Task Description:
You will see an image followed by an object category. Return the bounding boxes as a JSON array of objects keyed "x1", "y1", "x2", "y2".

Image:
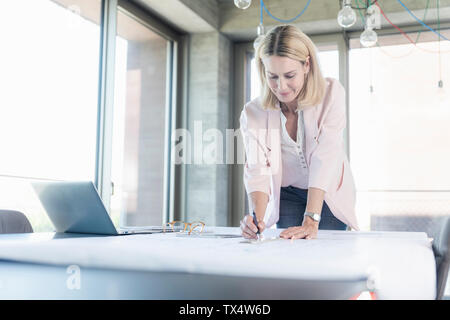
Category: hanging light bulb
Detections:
[
  {"x1": 234, "y1": 0, "x2": 252, "y2": 10},
  {"x1": 360, "y1": 27, "x2": 378, "y2": 47},
  {"x1": 360, "y1": 11, "x2": 378, "y2": 47},
  {"x1": 337, "y1": 0, "x2": 357, "y2": 28},
  {"x1": 253, "y1": 23, "x2": 265, "y2": 50}
]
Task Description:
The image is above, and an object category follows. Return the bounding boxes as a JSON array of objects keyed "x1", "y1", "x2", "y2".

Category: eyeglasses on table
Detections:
[{"x1": 163, "y1": 220, "x2": 205, "y2": 235}]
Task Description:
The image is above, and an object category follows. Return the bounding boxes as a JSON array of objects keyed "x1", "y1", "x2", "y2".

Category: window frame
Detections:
[{"x1": 95, "y1": 0, "x2": 183, "y2": 224}]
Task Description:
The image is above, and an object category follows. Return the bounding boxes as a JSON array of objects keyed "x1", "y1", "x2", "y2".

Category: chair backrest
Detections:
[
  {"x1": 432, "y1": 216, "x2": 450, "y2": 300},
  {"x1": 0, "y1": 210, "x2": 34, "y2": 234}
]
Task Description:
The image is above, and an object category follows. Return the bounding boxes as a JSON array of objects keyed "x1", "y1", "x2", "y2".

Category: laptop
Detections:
[{"x1": 31, "y1": 181, "x2": 172, "y2": 236}]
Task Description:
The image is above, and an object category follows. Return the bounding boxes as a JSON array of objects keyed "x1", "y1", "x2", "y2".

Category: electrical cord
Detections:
[
  {"x1": 356, "y1": 0, "x2": 450, "y2": 54},
  {"x1": 260, "y1": 0, "x2": 311, "y2": 24}
]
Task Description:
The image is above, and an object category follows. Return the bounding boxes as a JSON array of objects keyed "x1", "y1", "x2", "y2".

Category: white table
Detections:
[{"x1": 0, "y1": 227, "x2": 436, "y2": 299}]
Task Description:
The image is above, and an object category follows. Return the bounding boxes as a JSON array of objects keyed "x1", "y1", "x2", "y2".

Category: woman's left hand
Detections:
[{"x1": 279, "y1": 217, "x2": 319, "y2": 240}]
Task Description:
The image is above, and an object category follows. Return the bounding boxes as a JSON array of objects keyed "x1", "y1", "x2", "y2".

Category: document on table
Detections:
[{"x1": 0, "y1": 227, "x2": 436, "y2": 299}]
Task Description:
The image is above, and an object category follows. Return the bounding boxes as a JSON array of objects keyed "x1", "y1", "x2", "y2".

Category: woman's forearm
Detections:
[
  {"x1": 306, "y1": 187, "x2": 325, "y2": 215},
  {"x1": 249, "y1": 191, "x2": 269, "y2": 220}
]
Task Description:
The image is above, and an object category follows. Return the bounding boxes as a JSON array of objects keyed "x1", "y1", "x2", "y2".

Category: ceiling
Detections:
[{"x1": 132, "y1": 0, "x2": 450, "y2": 41}]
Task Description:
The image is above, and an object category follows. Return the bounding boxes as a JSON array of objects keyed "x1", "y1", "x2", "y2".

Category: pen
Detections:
[{"x1": 252, "y1": 211, "x2": 260, "y2": 239}]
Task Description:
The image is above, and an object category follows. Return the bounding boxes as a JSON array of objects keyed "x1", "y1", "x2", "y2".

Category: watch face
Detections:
[{"x1": 305, "y1": 212, "x2": 320, "y2": 222}]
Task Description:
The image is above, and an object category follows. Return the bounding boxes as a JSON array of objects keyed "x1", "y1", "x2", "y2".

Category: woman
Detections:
[{"x1": 240, "y1": 25, "x2": 358, "y2": 240}]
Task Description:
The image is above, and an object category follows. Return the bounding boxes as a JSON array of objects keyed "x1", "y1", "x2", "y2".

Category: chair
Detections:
[
  {"x1": 0, "y1": 210, "x2": 33, "y2": 234},
  {"x1": 432, "y1": 216, "x2": 450, "y2": 300}
]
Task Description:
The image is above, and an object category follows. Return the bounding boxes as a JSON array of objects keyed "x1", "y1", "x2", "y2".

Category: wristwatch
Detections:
[{"x1": 304, "y1": 211, "x2": 321, "y2": 223}]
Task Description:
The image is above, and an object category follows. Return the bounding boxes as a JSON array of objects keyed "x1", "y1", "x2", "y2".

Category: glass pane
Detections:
[
  {"x1": 250, "y1": 56, "x2": 260, "y2": 101},
  {"x1": 349, "y1": 31, "x2": 450, "y2": 231},
  {"x1": 0, "y1": 0, "x2": 101, "y2": 181},
  {"x1": 317, "y1": 49, "x2": 339, "y2": 80},
  {"x1": 0, "y1": 0, "x2": 101, "y2": 232},
  {"x1": 110, "y1": 9, "x2": 170, "y2": 228}
]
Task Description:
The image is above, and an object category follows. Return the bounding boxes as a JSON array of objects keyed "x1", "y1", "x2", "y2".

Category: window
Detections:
[
  {"x1": 317, "y1": 47, "x2": 339, "y2": 81},
  {"x1": 349, "y1": 30, "x2": 450, "y2": 232},
  {"x1": 0, "y1": 0, "x2": 102, "y2": 232},
  {"x1": 109, "y1": 8, "x2": 172, "y2": 227}
]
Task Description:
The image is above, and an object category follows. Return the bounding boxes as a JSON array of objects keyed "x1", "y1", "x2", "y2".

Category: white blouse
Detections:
[{"x1": 280, "y1": 110, "x2": 309, "y2": 189}]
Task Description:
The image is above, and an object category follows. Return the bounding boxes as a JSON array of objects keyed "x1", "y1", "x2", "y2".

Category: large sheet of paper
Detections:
[{"x1": 0, "y1": 227, "x2": 436, "y2": 299}]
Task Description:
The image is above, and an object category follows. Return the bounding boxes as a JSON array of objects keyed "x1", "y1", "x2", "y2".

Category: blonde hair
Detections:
[{"x1": 255, "y1": 24, "x2": 326, "y2": 111}]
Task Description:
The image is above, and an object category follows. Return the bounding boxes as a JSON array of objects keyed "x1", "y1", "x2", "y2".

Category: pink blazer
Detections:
[{"x1": 240, "y1": 77, "x2": 359, "y2": 230}]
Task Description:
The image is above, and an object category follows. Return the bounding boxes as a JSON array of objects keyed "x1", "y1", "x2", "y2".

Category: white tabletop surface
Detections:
[{"x1": 0, "y1": 227, "x2": 436, "y2": 299}]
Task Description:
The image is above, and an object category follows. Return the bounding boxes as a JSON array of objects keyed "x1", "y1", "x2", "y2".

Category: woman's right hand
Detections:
[{"x1": 240, "y1": 214, "x2": 266, "y2": 239}]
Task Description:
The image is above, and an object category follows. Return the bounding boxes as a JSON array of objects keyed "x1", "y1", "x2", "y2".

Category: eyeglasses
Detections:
[{"x1": 163, "y1": 220, "x2": 205, "y2": 235}]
